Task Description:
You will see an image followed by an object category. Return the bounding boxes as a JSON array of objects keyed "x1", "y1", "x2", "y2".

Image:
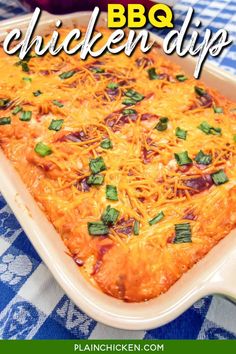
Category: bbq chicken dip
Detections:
[{"x1": 1, "y1": 27, "x2": 236, "y2": 302}]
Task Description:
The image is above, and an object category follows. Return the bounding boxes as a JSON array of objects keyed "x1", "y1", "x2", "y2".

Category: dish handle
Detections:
[{"x1": 207, "y1": 248, "x2": 236, "y2": 301}]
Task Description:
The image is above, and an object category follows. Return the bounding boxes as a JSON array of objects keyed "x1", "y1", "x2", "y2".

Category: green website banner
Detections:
[{"x1": 0, "y1": 340, "x2": 236, "y2": 354}]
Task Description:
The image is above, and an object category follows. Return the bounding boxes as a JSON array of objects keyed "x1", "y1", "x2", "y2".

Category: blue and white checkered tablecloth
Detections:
[{"x1": 0, "y1": 0, "x2": 236, "y2": 340}]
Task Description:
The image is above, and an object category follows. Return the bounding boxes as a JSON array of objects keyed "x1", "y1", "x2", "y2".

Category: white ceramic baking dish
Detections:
[{"x1": 0, "y1": 11, "x2": 236, "y2": 331}]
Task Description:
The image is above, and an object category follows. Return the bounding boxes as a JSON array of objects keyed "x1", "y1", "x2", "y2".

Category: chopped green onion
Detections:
[
  {"x1": 133, "y1": 220, "x2": 140, "y2": 235},
  {"x1": 124, "y1": 89, "x2": 136, "y2": 98},
  {"x1": 176, "y1": 127, "x2": 187, "y2": 140},
  {"x1": 100, "y1": 138, "x2": 113, "y2": 149},
  {"x1": 59, "y1": 70, "x2": 76, "y2": 79},
  {"x1": 122, "y1": 108, "x2": 137, "y2": 116},
  {"x1": 194, "y1": 86, "x2": 206, "y2": 96},
  {"x1": 33, "y1": 90, "x2": 42, "y2": 97},
  {"x1": 195, "y1": 150, "x2": 212, "y2": 165},
  {"x1": 107, "y1": 82, "x2": 119, "y2": 90},
  {"x1": 87, "y1": 174, "x2": 104, "y2": 186},
  {"x1": 213, "y1": 106, "x2": 223, "y2": 114},
  {"x1": 89, "y1": 156, "x2": 106, "y2": 174},
  {"x1": 124, "y1": 89, "x2": 144, "y2": 102},
  {"x1": 20, "y1": 111, "x2": 32, "y2": 121},
  {"x1": 174, "y1": 151, "x2": 192, "y2": 166},
  {"x1": 21, "y1": 62, "x2": 30, "y2": 72},
  {"x1": 211, "y1": 170, "x2": 229, "y2": 185},
  {"x1": 174, "y1": 223, "x2": 192, "y2": 244},
  {"x1": 34, "y1": 142, "x2": 52, "y2": 157},
  {"x1": 88, "y1": 221, "x2": 109, "y2": 236},
  {"x1": 147, "y1": 68, "x2": 159, "y2": 80},
  {"x1": 233, "y1": 135, "x2": 236, "y2": 143},
  {"x1": 101, "y1": 205, "x2": 120, "y2": 226},
  {"x1": 91, "y1": 68, "x2": 105, "y2": 73},
  {"x1": 132, "y1": 93, "x2": 143, "y2": 101},
  {"x1": 22, "y1": 77, "x2": 32, "y2": 83},
  {"x1": 122, "y1": 98, "x2": 136, "y2": 106},
  {"x1": 0, "y1": 117, "x2": 11, "y2": 125},
  {"x1": 198, "y1": 121, "x2": 222, "y2": 135},
  {"x1": 155, "y1": 117, "x2": 169, "y2": 132},
  {"x1": 16, "y1": 59, "x2": 30, "y2": 72},
  {"x1": 149, "y1": 211, "x2": 165, "y2": 226},
  {"x1": 176, "y1": 74, "x2": 188, "y2": 82},
  {"x1": 12, "y1": 106, "x2": 22, "y2": 115},
  {"x1": 52, "y1": 100, "x2": 64, "y2": 108},
  {"x1": 48, "y1": 119, "x2": 64, "y2": 131},
  {"x1": 211, "y1": 127, "x2": 222, "y2": 135},
  {"x1": 106, "y1": 185, "x2": 118, "y2": 201},
  {"x1": 198, "y1": 121, "x2": 211, "y2": 134},
  {"x1": 0, "y1": 98, "x2": 10, "y2": 107}
]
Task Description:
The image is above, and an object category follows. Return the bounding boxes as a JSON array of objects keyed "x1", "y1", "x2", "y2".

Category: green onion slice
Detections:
[
  {"x1": 107, "y1": 82, "x2": 118, "y2": 90},
  {"x1": 20, "y1": 111, "x2": 32, "y2": 121},
  {"x1": 174, "y1": 151, "x2": 192, "y2": 166},
  {"x1": 198, "y1": 121, "x2": 211, "y2": 134},
  {"x1": 22, "y1": 77, "x2": 32, "y2": 82},
  {"x1": 101, "y1": 205, "x2": 120, "y2": 226},
  {"x1": 149, "y1": 211, "x2": 165, "y2": 226},
  {"x1": 33, "y1": 90, "x2": 42, "y2": 97},
  {"x1": 122, "y1": 98, "x2": 136, "y2": 106},
  {"x1": 16, "y1": 59, "x2": 30, "y2": 72},
  {"x1": 48, "y1": 119, "x2": 64, "y2": 131},
  {"x1": 59, "y1": 70, "x2": 76, "y2": 79},
  {"x1": 213, "y1": 106, "x2": 223, "y2": 114},
  {"x1": 176, "y1": 127, "x2": 187, "y2": 140},
  {"x1": 21, "y1": 62, "x2": 29, "y2": 72},
  {"x1": 52, "y1": 100, "x2": 64, "y2": 108},
  {"x1": 176, "y1": 74, "x2": 188, "y2": 82},
  {"x1": 91, "y1": 68, "x2": 105, "y2": 73},
  {"x1": 195, "y1": 150, "x2": 212, "y2": 165},
  {"x1": 155, "y1": 117, "x2": 169, "y2": 131},
  {"x1": 88, "y1": 221, "x2": 109, "y2": 236},
  {"x1": 211, "y1": 170, "x2": 229, "y2": 185},
  {"x1": 12, "y1": 106, "x2": 22, "y2": 115},
  {"x1": 174, "y1": 223, "x2": 192, "y2": 244},
  {"x1": 34, "y1": 142, "x2": 52, "y2": 157},
  {"x1": 194, "y1": 86, "x2": 206, "y2": 96},
  {"x1": 0, "y1": 116, "x2": 11, "y2": 125},
  {"x1": 89, "y1": 156, "x2": 106, "y2": 174},
  {"x1": 198, "y1": 121, "x2": 222, "y2": 135},
  {"x1": 87, "y1": 174, "x2": 104, "y2": 186},
  {"x1": 100, "y1": 138, "x2": 113, "y2": 149},
  {"x1": 147, "y1": 68, "x2": 159, "y2": 80},
  {"x1": 106, "y1": 185, "x2": 118, "y2": 201},
  {"x1": 122, "y1": 108, "x2": 137, "y2": 116},
  {"x1": 124, "y1": 89, "x2": 144, "y2": 102},
  {"x1": 133, "y1": 220, "x2": 140, "y2": 235},
  {"x1": 209, "y1": 126, "x2": 221, "y2": 135}
]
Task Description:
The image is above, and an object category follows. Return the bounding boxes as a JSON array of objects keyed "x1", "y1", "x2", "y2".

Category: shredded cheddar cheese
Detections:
[{"x1": 0, "y1": 27, "x2": 236, "y2": 302}]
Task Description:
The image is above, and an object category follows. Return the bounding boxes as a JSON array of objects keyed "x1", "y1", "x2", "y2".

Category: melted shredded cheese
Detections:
[{"x1": 1, "y1": 28, "x2": 236, "y2": 302}]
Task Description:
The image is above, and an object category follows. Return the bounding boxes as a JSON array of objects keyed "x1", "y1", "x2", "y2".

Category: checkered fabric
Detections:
[{"x1": 0, "y1": 0, "x2": 236, "y2": 340}]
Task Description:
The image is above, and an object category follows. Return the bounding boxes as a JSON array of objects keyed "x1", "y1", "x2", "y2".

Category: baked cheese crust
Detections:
[{"x1": 0, "y1": 28, "x2": 236, "y2": 302}]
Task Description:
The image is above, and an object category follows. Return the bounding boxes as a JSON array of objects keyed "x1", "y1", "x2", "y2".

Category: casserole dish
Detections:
[{"x1": 0, "y1": 11, "x2": 236, "y2": 330}]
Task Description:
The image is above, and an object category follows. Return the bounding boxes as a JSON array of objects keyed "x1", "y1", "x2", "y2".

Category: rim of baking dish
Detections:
[{"x1": 0, "y1": 11, "x2": 236, "y2": 330}]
